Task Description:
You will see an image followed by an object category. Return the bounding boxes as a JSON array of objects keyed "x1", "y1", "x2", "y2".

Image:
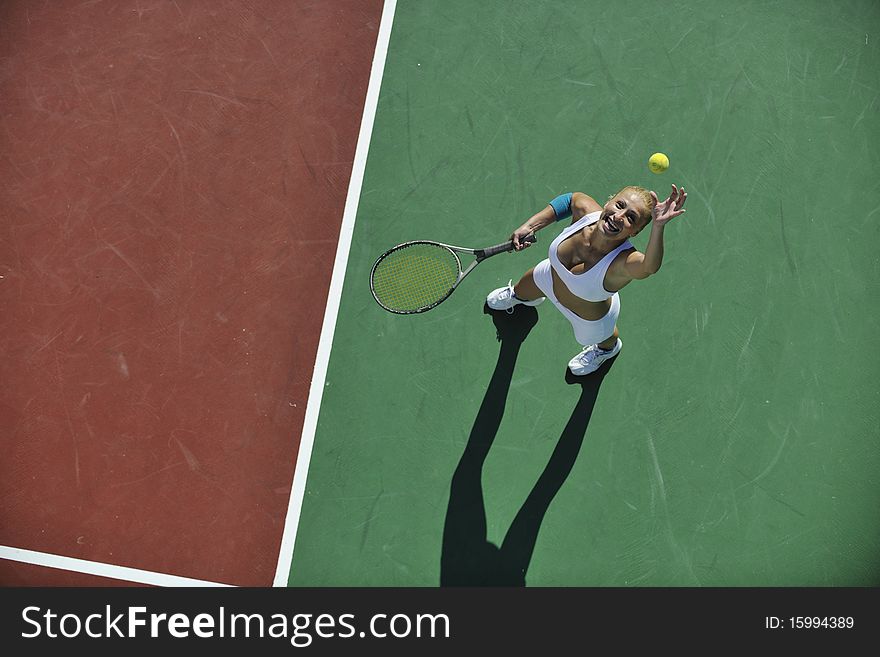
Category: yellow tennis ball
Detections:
[{"x1": 648, "y1": 152, "x2": 669, "y2": 174}]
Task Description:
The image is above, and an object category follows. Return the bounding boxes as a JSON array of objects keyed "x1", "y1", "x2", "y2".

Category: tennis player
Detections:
[{"x1": 487, "y1": 184, "x2": 687, "y2": 375}]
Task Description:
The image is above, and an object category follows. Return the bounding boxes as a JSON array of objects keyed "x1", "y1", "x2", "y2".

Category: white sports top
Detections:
[{"x1": 548, "y1": 211, "x2": 634, "y2": 302}]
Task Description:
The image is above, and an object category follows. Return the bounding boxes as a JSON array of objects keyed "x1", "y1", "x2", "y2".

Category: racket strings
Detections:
[{"x1": 371, "y1": 244, "x2": 460, "y2": 312}]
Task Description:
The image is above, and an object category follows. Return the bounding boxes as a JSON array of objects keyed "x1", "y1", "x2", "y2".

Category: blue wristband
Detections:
[{"x1": 549, "y1": 193, "x2": 573, "y2": 220}]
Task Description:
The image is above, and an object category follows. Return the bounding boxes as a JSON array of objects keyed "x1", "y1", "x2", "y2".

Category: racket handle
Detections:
[{"x1": 478, "y1": 233, "x2": 537, "y2": 259}]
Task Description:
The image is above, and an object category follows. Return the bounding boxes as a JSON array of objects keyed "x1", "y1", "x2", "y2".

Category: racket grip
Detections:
[{"x1": 480, "y1": 233, "x2": 537, "y2": 258}]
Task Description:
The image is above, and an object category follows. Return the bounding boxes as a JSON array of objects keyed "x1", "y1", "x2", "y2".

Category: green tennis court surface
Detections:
[{"x1": 287, "y1": 0, "x2": 879, "y2": 585}]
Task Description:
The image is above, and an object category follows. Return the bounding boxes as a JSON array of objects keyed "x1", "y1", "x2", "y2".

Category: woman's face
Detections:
[{"x1": 599, "y1": 190, "x2": 650, "y2": 238}]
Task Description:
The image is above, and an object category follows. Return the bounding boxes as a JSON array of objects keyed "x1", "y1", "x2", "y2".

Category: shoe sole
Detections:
[{"x1": 486, "y1": 297, "x2": 545, "y2": 311}]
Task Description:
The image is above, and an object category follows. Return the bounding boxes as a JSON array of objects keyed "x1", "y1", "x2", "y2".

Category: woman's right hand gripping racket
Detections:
[{"x1": 370, "y1": 234, "x2": 537, "y2": 314}]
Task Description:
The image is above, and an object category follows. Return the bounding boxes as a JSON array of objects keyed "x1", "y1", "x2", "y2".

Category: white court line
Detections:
[
  {"x1": 0, "y1": 3, "x2": 395, "y2": 590},
  {"x1": 0, "y1": 545, "x2": 233, "y2": 587},
  {"x1": 272, "y1": 0, "x2": 397, "y2": 587}
]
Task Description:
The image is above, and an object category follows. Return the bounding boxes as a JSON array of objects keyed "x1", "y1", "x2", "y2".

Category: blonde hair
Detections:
[{"x1": 609, "y1": 186, "x2": 656, "y2": 225}]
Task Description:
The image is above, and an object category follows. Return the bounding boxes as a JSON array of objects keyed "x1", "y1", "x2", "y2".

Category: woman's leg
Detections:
[
  {"x1": 566, "y1": 295, "x2": 622, "y2": 375},
  {"x1": 486, "y1": 264, "x2": 546, "y2": 311},
  {"x1": 597, "y1": 325, "x2": 619, "y2": 351},
  {"x1": 513, "y1": 268, "x2": 544, "y2": 301}
]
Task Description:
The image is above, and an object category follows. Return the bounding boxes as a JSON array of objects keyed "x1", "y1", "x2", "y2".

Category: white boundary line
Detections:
[
  {"x1": 272, "y1": 0, "x2": 397, "y2": 587},
  {"x1": 0, "y1": 545, "x2": 234, "y2": 587},
  {"x1": 1, "y1": 4, "x2": 396, "y2": 590}
]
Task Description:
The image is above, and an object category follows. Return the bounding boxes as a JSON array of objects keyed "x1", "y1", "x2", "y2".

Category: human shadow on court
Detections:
[{"x1": 440, "y1": 304, "x2": 616, "y2": 586}]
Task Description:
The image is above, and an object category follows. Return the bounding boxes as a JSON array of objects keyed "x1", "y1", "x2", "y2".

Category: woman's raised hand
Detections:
[{"x1": 649, "y1": 184, "x2": 687, "y2": 226}]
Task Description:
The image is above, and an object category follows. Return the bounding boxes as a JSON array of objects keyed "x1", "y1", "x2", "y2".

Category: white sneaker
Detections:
[
  {"x1": 568, "y1": 339, "x2": 622, "y2": 375},
  {"x1": 486, "y1": 280, "x2": 545, "y2": 313}
]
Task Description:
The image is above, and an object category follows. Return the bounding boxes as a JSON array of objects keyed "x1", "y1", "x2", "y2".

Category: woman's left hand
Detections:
[{"x1": 650, "y1": 184, "x2": 687, "y2": 226}]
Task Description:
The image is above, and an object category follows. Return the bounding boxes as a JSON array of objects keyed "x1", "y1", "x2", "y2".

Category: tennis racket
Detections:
[{"x1": 370, "y1": 234, "x2": 537, "y2": 314}]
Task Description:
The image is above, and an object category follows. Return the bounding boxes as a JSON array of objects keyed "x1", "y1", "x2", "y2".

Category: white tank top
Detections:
[{"x1": 548, "y1": 211, "x2": 634, "y2": 302}]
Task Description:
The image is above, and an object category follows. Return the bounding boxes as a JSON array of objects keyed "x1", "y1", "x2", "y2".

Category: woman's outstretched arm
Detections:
[
  {"x1": 623, "y1": 184, "x2": 687, "y2": 279},
  {"x1": 508, "y1": 192, "x2": 601, "y2": 250}
]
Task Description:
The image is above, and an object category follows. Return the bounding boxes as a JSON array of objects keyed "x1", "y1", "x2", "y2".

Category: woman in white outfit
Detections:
[{"x1": 487, "y1": 184, "x2": 687, "y2": 375}]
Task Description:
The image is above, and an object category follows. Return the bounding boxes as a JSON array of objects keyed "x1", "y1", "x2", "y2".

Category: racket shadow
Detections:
[{"x1": 440, "y1": 305, "x2": 617, "y2": 586}]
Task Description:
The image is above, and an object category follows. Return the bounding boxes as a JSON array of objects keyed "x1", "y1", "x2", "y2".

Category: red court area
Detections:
[{"x1": 0, "y1": 0, "x2": 382, "y2": 585}]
